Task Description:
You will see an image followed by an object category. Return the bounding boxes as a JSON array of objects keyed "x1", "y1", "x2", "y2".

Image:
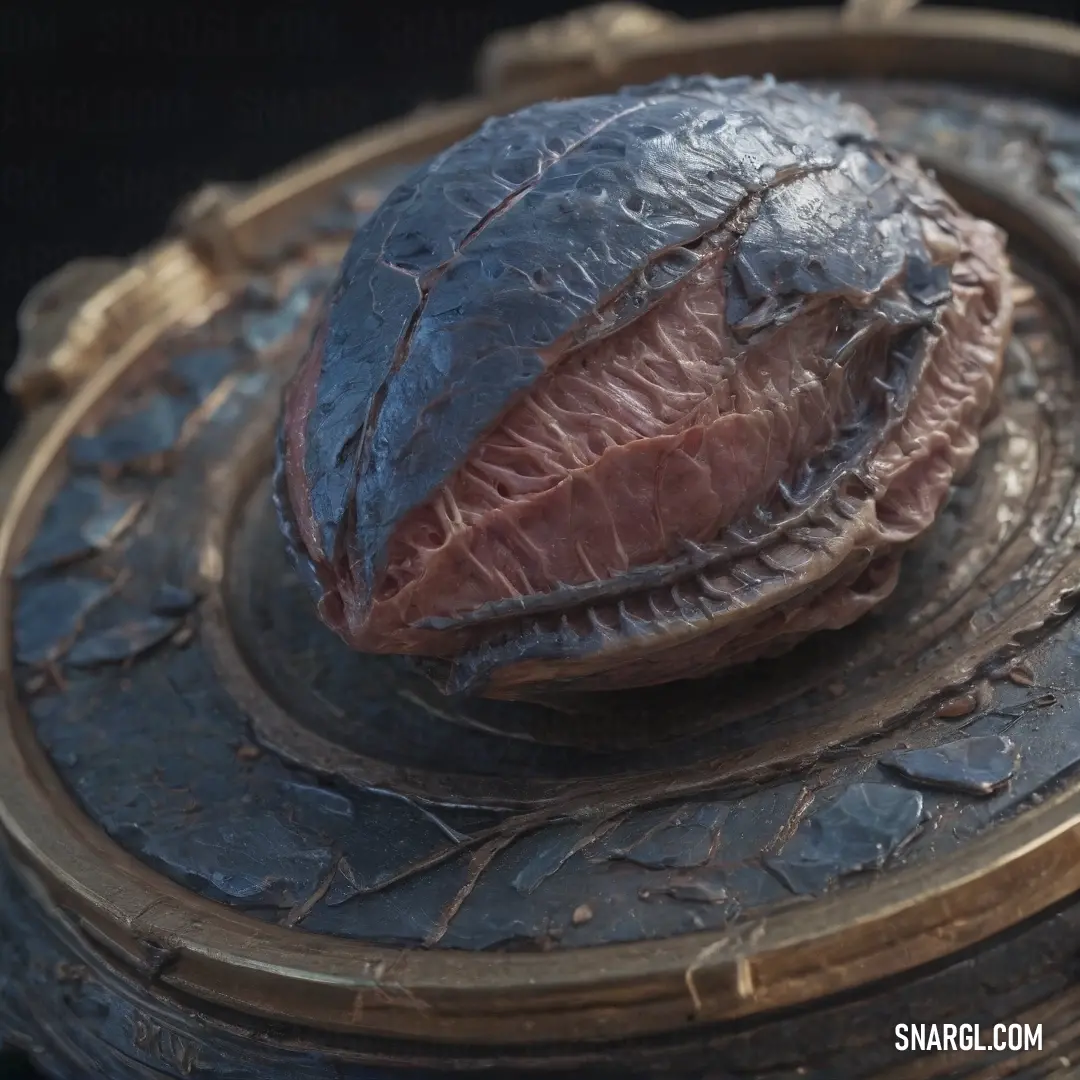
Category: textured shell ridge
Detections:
[
  {"x1": 277, "y1": 75, "x2": 1013, "y2": 696},
  {"x1": 305, "y1": 77, "x2": 895, "y2": 601}
]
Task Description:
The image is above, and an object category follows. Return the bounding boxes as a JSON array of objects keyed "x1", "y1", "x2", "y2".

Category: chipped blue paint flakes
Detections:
[
  {"x1": 69, "y1": 394, "x2": 191, "y2": 470},
  {"x1": 149, "y1": 582, "x2": 199, "y2": 617},
  {"x1": 880, "y1": 736, "x2": 1018, "y2": 796},
  {"x1": 65, "y1": 614, "x2": 181, "y2": 668},
  {"x1": 14, "y1": 577, "x2": 113, "y2": 665},
  {"x1": 622, "y1": 802, "x2": 729, "y2": 870},
  {"x1": 168, "y1": 346, "x2": 238, "y2": 402},
  {"x1": 14, "y1": 478, "x2": 143, "y2": 579},
  {"x1": 240, "y1": 267, "x2": 336, "y2": 353},
  {"x1": 766, "y1": 783, "x2": 924, "y2": 895}
]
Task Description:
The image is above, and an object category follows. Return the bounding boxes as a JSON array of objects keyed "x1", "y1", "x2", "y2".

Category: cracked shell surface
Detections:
[
  {"x1": 278, "y1": 75, "x2": 1012, "y2": 697},
  {"x1": 7, "y1": 69, "x2": 1080, "y2": 1079}
]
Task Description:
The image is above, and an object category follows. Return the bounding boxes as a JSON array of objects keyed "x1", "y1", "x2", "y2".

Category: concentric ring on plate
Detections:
[{"x1": 220, "y1": 251, "x2": 1080, "y2": 811}]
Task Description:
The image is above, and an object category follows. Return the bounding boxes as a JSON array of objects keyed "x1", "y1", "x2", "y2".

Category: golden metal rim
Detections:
[{"x1": 4, "y1": 2, "x2": 1080, "y2": 1048}]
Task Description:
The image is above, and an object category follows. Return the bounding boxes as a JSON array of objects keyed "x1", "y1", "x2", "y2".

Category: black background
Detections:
[{"x1": 1, "y1": 0, "x2": 1079, "y2": 1077}]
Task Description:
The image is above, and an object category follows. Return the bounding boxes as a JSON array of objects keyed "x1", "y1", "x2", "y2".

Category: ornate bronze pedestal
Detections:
[{"x1": 4, "y1": 3, "x2": 1080, "y2": 1076}]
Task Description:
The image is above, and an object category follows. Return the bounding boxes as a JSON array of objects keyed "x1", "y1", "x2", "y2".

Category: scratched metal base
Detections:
[{"x1": 5, "y1": 67, "x2": 1080, "y2": 1080}]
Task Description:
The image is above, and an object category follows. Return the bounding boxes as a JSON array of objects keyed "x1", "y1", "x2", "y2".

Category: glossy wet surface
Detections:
[{"x1": 8, "y1": 82, "x2": 1080, "y2": 954}]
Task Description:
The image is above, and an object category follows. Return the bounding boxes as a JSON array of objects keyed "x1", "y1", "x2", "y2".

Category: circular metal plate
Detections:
[{"x1": 5, "y1": 6, "x2": 1080, "y2": 1078}]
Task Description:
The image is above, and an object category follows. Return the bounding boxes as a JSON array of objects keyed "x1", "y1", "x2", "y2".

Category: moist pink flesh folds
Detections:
[
  {"x1": 323, "y1": 185, "x2": 1005, "y2": 656},
  {"x1": 344, "y1": 247, "x2": 875, "y2": 651},
  {"x1": 279, "y1": 92, "x2": 1014, "y2": 697}
]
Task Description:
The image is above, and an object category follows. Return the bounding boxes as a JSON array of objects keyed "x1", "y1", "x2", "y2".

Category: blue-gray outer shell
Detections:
[{"x1": 297, "y1": 75, "x2": 923, "y2": 596}]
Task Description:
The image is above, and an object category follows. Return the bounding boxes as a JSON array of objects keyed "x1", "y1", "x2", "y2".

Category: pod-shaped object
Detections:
[{"x1": 276, "y1": 75, "x2": 1012, "y2": 698}]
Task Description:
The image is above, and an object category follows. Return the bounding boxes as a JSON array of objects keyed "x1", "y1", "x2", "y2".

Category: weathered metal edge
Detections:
[{"x1": 4, "y1": 0, "x2": 1080, "y2": 1049}]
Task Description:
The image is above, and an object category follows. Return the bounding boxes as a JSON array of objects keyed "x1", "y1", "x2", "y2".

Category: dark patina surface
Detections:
[{"x1": 4, "y1": 79, "x2": 1080, "y2": 1077}]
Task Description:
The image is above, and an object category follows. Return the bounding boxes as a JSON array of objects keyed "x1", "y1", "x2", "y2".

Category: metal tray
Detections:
[{"x1": 3, "y1": 2, "x2": 1080, "y2": 1076}]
